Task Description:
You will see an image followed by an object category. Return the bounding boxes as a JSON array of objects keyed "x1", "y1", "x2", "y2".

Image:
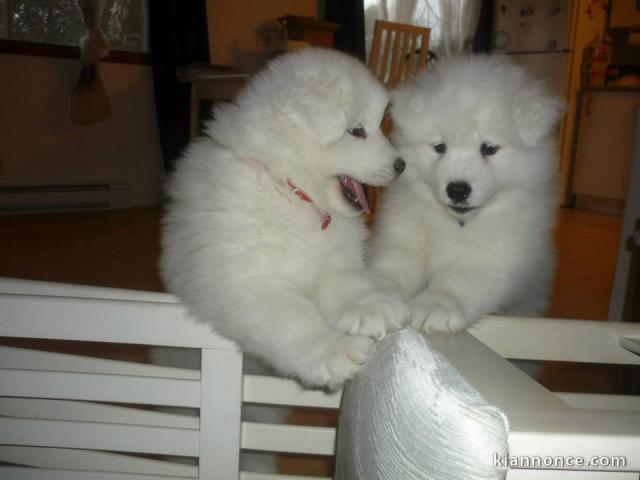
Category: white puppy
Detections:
[
  {"x1": 162, "y1": 49, "x2": 409, "y2": 389},
  {"x1": 370, "y1": 55, "x2": 563, "y2": 334}
]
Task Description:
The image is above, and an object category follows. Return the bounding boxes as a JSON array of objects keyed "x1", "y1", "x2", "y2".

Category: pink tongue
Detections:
[{"x1": 346, "y1": 176, "x2": 371, "y2": 214}]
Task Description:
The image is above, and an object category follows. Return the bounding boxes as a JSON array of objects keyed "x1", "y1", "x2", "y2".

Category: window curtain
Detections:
[
  {"x1": 438, "y1": 0, "x2": 482, "y2": 55},
  {"x1": 76, "y1": 0, "x2": 111, "y2": 63},
  {"x1": 370, "y1": 0, "x2": 492, "y2": 55},
  {"x1": 380, "y1": 0, "x2": 419, "y2": 23},
  {"x1": 326, "y1": 0, "x2": 367, "y2": 62},
  {"x1": 71, "y1": 0, "x2": 112, "y2": 125},
  {"x1": 148, "y1": 1, "x2": 210, "y2": 171}
]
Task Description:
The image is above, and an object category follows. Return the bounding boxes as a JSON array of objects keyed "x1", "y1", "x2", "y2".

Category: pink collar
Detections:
[
  {"x1": 243, "y1": 158, "x2": 331, "y2": 231},
  {"x1": 286, "y1": 179, "x2": 332, "y2": 230}
]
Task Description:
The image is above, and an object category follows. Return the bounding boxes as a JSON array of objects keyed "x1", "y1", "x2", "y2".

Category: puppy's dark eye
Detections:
[
  {"x1": 480, "y1": 142, "x2": 500, "y2": 156},
  {"x1": 348, "y1": 125, "x2": 367, "y2": 139},
  {"x1": 433, "y1": 143, "x2": 447, "y2": 155}
]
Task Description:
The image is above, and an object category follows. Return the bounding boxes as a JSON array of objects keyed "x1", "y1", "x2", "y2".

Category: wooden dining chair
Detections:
[{"x1": 368, "y1": 19, "x2": 431, "y2": 89}]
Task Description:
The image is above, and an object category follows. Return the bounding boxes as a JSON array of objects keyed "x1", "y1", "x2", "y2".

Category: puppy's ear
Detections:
[
  {"x1": 513, "y1": 84, "x2": 565, "y2": 147},
  {"x1": 283, "y1": 80, "x2": 347, "y2": 146}
]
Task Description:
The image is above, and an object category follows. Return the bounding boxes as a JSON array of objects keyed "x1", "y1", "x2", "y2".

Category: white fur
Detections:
[
  {"x1": 370, "y1": 55, "x2": 563, "y2": 334},
  {"x1": 162, "y1": 49, "x2": 410, "y2": 389}
]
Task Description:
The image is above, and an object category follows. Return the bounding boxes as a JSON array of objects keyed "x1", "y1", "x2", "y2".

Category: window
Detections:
[
  {"x1": 0, "y1": 0, "x2": 148, "y2": 53},
  {"x1": 0, "y1": 2, "x2": 6, "y2": 38}
]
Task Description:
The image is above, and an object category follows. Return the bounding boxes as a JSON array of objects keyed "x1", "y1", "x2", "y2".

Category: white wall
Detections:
[
  {"x1": 206, "y1": 0, "x2": 322, "y2": 71},
  {"x1": 0, "y1": 53, "x2": 164, "y2": 207}
]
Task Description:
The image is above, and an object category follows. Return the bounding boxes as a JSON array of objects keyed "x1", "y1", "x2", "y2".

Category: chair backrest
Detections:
[
  {"x1": 3, "y1": 278, "x2": 640, "y2": 478},
  {"x1": 368, "y1": 19, "x2": 431, "y2": 89},
  {"x1": 0, "y1": 278, "x2": 341, "y2": 480}
]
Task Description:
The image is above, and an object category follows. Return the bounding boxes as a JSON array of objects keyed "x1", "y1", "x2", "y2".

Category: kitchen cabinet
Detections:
[
  {"x1": 610, "y1": 0, "x2": 640, "y2": 29},
  {"x1": 572, "y1": 89, "x2": 640, "y2": 205}
]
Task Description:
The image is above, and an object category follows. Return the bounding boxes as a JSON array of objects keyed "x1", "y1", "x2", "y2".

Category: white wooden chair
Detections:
[
  {"x1": 1, "y1": 277, "x2": 640, "y2": 479},
  {"x1": 0, "y1": 278, "x2": 340, "y2": 480}
]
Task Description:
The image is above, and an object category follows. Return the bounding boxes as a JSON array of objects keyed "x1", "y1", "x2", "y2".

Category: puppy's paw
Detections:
[
  {"x1": 411, "y1": 293, "x2": 469, "y2": 334},
  {"x1": 421, "y1": 306, "x2": 468, "y2": 334},
  {"x1": 336, "y1": 294, "x2": 411, "y2": 340},
  {"x1": 304, "y1": 334, "x2": 375, "y2": 390}
]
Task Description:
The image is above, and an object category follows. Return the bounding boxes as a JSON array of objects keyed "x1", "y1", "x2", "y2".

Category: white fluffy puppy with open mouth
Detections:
[
  {"x1": 162, "y1": 49, "x2": 409, "y2": 389},
  {"x1": 370, "y1": 55, "x2": 563, "y2": 334}
]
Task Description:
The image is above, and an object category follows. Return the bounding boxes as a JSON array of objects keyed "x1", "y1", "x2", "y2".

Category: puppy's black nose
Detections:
[
  {"x1": 446, "y1": 181, "x2": 471, "y2": 203},
  {"x1": 394, "y1": 158, "x2": 406, "y2": 175}
]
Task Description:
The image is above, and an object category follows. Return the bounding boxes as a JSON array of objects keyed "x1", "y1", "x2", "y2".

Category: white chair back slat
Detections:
[
  {"x1": 0, "y1": 294, "x2": 235, "y2": 350},
  {"x1": 0, "y1": 417, "x2": 199, "y2": 457},
  {"x1": 240, "y1": 473, "x2": 331, "y2": 480},
  {"x1": 471, "y1": 315, "x2": 640, "y2": 365},
  {"x1": 0, "y1": 277, "x2": 178, "y2": 303},
  {"x1": 0, "y1": 397, "x2": 198, "y2": 429},
  {"x1": 0, "y1": 446, "x2": 197, "y2": 477},
  {"x1": 0, "y1": 345, "x2": 199, "y2": 379},
  {"x1": 556, "y1": 393, "x2": 640, "y2": 412},
  {"x1": 0, "y1": 466, "x2": 191, "y2": 480},
  {"x1": 242, "y1": 374, "x2": 341, "y2": 409},
  {"x1": 199, "y1": 348, "x2": 243, "y2": 479},
  {"x1": 0, "y1": 369, "x2": 201, "y2": 407},
  {"x1": 241, "y1": 422, "x2": 336, "y2": 456}
]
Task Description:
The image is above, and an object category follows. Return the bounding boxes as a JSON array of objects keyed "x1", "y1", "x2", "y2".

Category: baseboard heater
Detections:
[{"x1": 0, "y1": 183, "x2": 131, "y2": 214}]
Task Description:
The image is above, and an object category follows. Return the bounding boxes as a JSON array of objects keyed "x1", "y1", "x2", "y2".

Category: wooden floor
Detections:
[
  {"x1": 0, "y1": 207, "x2": 164, "y2": 292},
  {"x1": 0, "y1": 205, "x2": 623, "y2": 320},
  {"x1": 548, "y1": 206, "x2": 623, "y2": 320},
  {"x1": 0, "y1": 205, "x2": 625, "y2": 477}
]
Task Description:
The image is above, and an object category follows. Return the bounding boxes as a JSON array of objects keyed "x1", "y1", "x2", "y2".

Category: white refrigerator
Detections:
[{"x1": 492, "y1": 0, "x2": 574, "y2": 98}]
